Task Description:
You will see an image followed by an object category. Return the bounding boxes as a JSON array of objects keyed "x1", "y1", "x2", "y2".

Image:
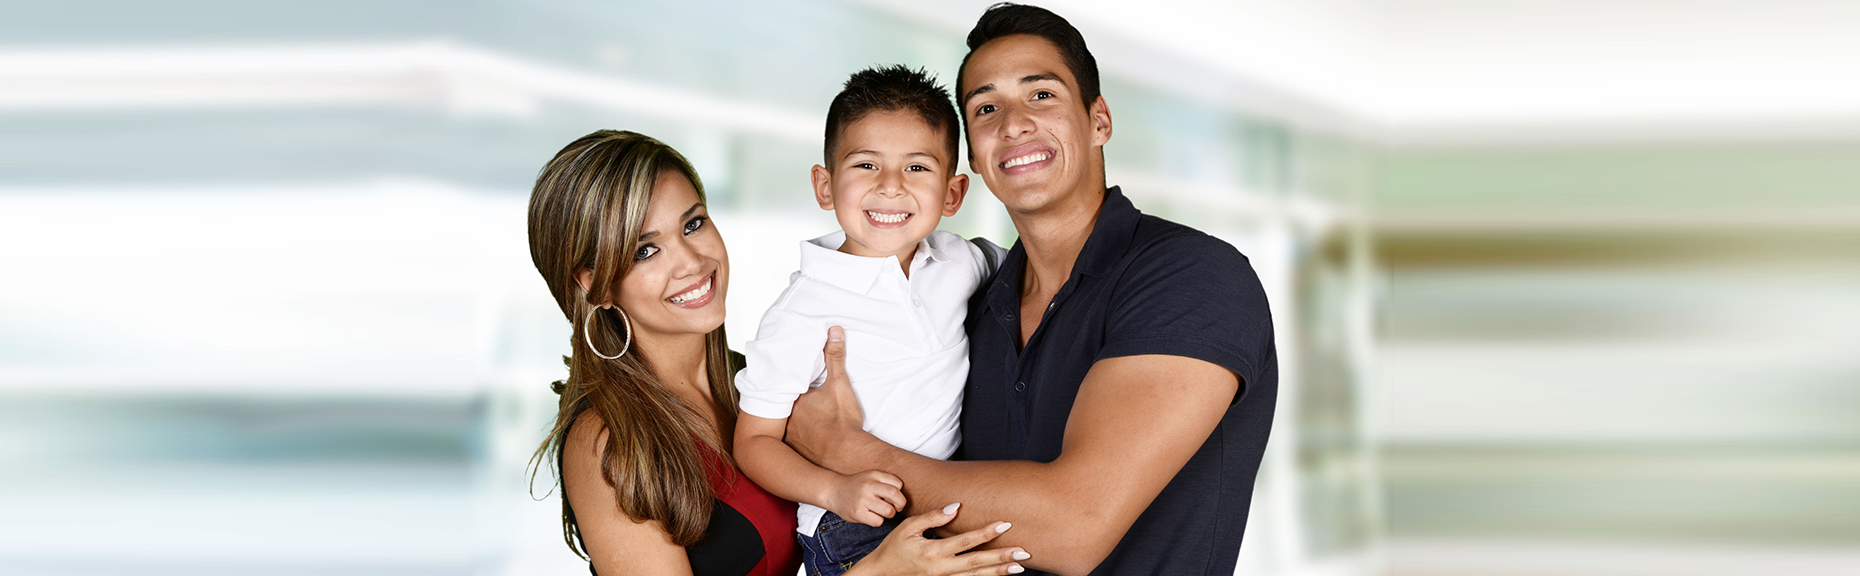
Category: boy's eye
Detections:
[
  {"x1": 907, "y1": 165, "x2": 929, "y2": 172},
  {"x1": 977, "y1": 104, "x2": 997, "y2": 115},
  {"x1": 855, "y1": 162, "x2": 877, "y2": 170},
  {"x1": 684, "y1": 215, "x2": 707, "y2": 234},
  {"x1": 635, "y1": 244, "x2": 659, "y2": 260},
  {"x1": 1033, "y1": 90, "x2": 1054, "y2": 100}
]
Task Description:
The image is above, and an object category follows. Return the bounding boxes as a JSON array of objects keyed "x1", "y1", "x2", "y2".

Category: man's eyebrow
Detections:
[
  {"x1": 961, "y1": 73, "x2": 1066, "y2": 106},
  {"x1": 636, "y1": 202, "x2": 705, "y2": 241}
]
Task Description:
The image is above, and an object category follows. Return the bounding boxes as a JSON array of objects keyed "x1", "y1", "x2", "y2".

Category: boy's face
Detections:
[{"x1": 813, "y1": 110, "x2": 968, "y2": 260}]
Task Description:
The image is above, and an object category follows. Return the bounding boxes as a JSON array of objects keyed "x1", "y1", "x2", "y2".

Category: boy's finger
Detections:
[
  {"x1": 873, "y1": 471, "x2": 903, "y2": 489},
  {"x1": 875, "y1": 484, "x2": 906, "y2": 512}
]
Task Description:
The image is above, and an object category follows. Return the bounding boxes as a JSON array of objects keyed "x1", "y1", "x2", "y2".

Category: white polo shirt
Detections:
[{"x1": 736, "y1": 229, "x2": 1002, "y2": 535}]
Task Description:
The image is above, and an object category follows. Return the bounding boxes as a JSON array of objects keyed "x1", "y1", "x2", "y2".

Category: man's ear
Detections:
[
  {"x1": 811, "y1": 164, "x2": 835, "y2": 210},
  {"x1": 1090, "y1": 95, "x2": 1113, "y2": 148},
  {"x1": 941, "y1": 173, "x2": 969, "y2": 217}
]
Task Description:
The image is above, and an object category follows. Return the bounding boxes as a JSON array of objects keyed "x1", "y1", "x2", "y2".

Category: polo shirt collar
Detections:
[
  {"x1": 983, "y1": 185, "x2": 1141, "y2": 312},
  {"x1": 799, "y1": 231, "x2": 942, "y2": 294},
  {"x1": 1073, "y1": 186, "x2": 1141, "y2": 279}
]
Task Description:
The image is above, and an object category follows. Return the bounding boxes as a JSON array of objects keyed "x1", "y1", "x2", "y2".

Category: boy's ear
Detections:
[
  {"x1": 811, "y1": 164, "x2": 834, "y2": 210},
  {"x1": 941, "y1": 173, "x2": 969, "y2": 217}
]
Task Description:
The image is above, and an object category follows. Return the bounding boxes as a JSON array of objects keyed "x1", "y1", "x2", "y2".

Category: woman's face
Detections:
[{"x1": 614, "y1": 170, "x2": 729, "y2": 343}]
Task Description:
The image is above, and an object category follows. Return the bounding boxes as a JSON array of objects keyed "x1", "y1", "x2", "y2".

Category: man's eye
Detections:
[
  {"x1": 1033, "y1": 91, "x2": 1053, "y2": 100},
  {"x1": 685, "y1": 216, "x2": 707, "y2": 234},
  {"x1": 634, "y1": 244, "x2": 659, "y2": 260},
  {"x1": 977, "y1": 104, "x2": 997, "y2": 115}
]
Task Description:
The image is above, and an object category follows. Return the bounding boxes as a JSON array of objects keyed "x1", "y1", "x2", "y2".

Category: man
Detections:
[{"x1": 786, "y1": 4, "x2": 1277, "y2": 575}]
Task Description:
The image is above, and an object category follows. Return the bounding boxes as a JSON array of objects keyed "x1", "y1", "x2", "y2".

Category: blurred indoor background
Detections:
[{"x1": 1, "y1": 1, "x2": 1856, "y2": 575}]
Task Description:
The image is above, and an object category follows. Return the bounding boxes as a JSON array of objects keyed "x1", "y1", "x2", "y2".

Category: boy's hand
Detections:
[{"x1": 826, "y1": 469, "x2": 907, "y2": 527}]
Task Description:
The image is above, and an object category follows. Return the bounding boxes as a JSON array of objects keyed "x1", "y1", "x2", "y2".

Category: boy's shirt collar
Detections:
[{"x1": 799, "y1": 231, "x2": 945, "y2": 294}]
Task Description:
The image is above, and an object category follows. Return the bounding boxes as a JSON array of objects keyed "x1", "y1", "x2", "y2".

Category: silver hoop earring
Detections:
[{"x1": 584, "y1": 305, "x2": 632, "y2": 360}]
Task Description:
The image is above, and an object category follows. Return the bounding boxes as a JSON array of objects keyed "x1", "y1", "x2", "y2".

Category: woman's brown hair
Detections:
[{"x1": 525, "y1": 130, "x2": 739, "y2": 552}]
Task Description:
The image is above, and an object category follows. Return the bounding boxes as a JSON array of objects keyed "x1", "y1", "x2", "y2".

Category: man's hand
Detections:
[
  {"x1": 786, "y1": 326, "x2": 873, "y2": 470},
  {"x1": 823, "y1": 469, "x2": 906, "y2": 527}
]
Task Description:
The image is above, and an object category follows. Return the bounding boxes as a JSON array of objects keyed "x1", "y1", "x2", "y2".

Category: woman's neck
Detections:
[{"x1": 632, "y1": 332, "x2": 730, "y2": 444}]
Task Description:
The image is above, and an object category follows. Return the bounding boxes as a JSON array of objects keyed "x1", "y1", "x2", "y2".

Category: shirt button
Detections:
[
  {"x1": 1014, "y1": 381, "x2": 1027, "y2": 392},
  {"x1": 913, "y1": 298, "x2": 922, "y2": 307},
  {"x1": 1005, "y1": 313, "x2": 1015, "y2": 321}
]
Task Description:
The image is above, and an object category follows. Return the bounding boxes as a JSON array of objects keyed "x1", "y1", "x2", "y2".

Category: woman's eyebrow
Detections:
[{"x1": 637, "y1": 202, "x2": 706, "y2": 242}]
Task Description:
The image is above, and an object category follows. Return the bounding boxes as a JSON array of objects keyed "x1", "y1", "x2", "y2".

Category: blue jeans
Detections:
[{"x1": 796, "y1": 511, "x2": 901, "y2": 576}]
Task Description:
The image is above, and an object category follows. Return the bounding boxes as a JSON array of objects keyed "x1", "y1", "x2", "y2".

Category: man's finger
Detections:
[{"x1": 821, "y1": 325, "x2": 848, "y2": 387}]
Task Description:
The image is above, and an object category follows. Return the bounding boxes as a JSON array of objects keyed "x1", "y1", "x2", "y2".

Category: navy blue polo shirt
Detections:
[{"x1": 962, "y1": 186, "x2": 1277, "y2": 576}]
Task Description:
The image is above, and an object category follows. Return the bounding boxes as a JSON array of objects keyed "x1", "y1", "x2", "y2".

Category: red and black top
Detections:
[{"x1": 568, "y1": 438, "x2": 800, "y2": 576}]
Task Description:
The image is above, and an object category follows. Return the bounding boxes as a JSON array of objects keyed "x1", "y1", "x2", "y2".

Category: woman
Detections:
[{"x1": 526, "y1": 130, "x2": 1027, "y2": 576}]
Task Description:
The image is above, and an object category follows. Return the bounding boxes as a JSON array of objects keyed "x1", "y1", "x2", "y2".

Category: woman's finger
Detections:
[
  {"x1": 934, "y1": 520, "x2": 1012, "y2": 556},
  {"x1": 950, "y1": 547, "x2": 1031, "y2": 576},
  {"x1": 896, "y1": 502, "x2": 961, "y2": 535}
]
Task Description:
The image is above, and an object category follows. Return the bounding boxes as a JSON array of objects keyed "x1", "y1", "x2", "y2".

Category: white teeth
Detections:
[
  {"x1": 866, "y1": 211, "x2": 910, "y2": 224},
  {"x1": 669, "y1": 276, "x2": 711, "y2": 304},
  {"x1": 1002, "y1": 151, "x2": 1051, "y2": 168}
]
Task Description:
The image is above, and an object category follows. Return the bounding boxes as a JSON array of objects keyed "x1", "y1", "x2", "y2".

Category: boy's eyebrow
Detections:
[
  {"x1": 844, "y1": 149, "x2": 940, "y2": 158},
  {"x1": 961, "y1": 73, "x2": 1065, "y2": 106},
  {"x1": 636, "y1": 202, "x2": 705, "y2": 242}
]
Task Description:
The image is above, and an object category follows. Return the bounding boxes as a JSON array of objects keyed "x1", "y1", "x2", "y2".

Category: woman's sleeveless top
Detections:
[{"x1": 566, "y1": 438, "x2": 800, "y2": 576}]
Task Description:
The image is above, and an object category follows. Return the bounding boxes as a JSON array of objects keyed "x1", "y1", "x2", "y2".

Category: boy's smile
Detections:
[{"x1": 812, "y1": 110, "x2": 969, "y2": 271}]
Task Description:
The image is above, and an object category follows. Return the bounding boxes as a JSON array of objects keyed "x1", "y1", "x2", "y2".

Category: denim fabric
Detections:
[{"x1": 795, "y1": 511, "x2": 900, "y2": 576}]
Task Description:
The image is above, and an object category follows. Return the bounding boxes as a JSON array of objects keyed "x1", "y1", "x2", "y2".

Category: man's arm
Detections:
[{"x1": 786, "y1": 330, "x2": 1238, "y2": 576}]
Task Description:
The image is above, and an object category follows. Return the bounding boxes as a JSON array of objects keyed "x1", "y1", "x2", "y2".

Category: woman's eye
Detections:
[
  {"x1": 684, "y1": 215, "x2": 707, "y2": 234},
  {"x1": 634, "y1": 244, "x2": 659, "y2": 260}
]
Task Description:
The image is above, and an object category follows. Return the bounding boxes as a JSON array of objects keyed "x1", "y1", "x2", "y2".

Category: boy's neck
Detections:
[{"x1": 838, "y1": 238, "x2": 919, "y2": 278}]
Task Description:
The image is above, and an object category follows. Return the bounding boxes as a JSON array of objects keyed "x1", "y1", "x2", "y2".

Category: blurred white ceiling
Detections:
[{"x1": 860, "y1": 0, "x2": 1860, "y2": 145}]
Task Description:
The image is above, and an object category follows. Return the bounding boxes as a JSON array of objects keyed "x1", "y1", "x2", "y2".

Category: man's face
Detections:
[{"x1": 960, "y1": 34, "x2": 1110, "y2": 216}]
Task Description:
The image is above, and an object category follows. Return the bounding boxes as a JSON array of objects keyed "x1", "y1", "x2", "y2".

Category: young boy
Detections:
[{"x1": 733, "y1": 65, "x2": 1002, "y2": 575}]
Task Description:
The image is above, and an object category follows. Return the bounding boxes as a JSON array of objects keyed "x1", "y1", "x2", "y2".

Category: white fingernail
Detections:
[
  {"x1": 995, "y1": 522, "x2": 1011, "y2": 533},
  {"x1": 1012, "y1": 551, "x2": 1031, "y2": 561},
  {"x1": 942, "y1": 503, "x2": 960, "y2": 515},
  {"x1": 1008, "y1": 565, "x2": 1024, "y2": 574}
]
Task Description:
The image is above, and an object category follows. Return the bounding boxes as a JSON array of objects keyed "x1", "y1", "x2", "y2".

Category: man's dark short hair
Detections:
[
  {"x1": 956, "y1": 3, "x2": 1101, "y2": 119},
  {"x1": 823, "y1": 65, "x2": 961, "y2": 170}
]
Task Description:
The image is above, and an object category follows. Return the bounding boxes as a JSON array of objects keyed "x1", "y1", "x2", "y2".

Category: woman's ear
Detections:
[{"x1": 574, "y1": 268, "x2": 602, "y2": 305}]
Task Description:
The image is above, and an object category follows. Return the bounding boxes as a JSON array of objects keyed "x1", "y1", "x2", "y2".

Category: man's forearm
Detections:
[{"x1": 812, "y1": 432, "x2": 1123, "y2": 576}]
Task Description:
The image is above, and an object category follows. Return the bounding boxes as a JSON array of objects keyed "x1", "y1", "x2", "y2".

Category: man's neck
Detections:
[{"x1": 1010, "y1": 186, "x2": 1104, "y2": 299}]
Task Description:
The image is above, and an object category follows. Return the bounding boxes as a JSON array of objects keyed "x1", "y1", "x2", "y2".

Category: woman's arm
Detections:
[
  {"x1": 735, "y1": 410, "x2": 906, "y2": 527},
  {"x1": 563, "y1": 412, "x2": 695, "y2": 576}
]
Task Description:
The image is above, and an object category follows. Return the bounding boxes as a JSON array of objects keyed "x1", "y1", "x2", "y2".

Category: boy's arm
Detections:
[{"x1": 733, "y1": 411, "x2": 905, "y2": 527}]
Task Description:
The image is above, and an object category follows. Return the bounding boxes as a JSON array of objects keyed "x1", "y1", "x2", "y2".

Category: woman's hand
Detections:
[
  {"x1": 826, "y1": 469, "x2": 907, "y2": 527},
  {"x1": 849, "y1": 503, "x2": 1030, "y2": 576}
]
